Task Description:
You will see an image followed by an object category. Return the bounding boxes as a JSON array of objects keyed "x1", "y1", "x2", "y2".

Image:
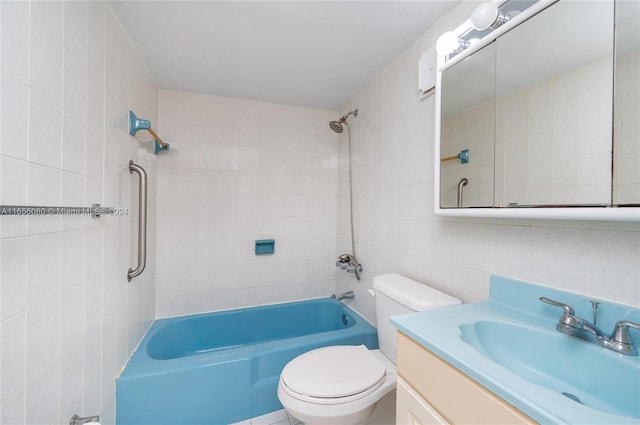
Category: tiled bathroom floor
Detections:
[{"x1": 229, "y1": 409, "x2": 303, "y2": 425}]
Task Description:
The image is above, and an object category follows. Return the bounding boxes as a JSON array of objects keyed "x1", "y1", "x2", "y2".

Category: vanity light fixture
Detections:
[
  {"x1": 471, "y1": 2, "x2": 511, "y2": 31},
  {"x1": 436, "y1": 31, "x2": 470, "y2": 56}
]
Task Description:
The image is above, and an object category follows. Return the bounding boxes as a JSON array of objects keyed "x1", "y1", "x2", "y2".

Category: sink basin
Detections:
[{"x1": 459, "y1": 320, "x2": 640, "y2": 419}]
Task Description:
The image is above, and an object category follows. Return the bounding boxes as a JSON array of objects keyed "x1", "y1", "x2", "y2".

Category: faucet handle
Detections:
[
  {"x1": 540, "y1": 297, "x2": 579, "y2": 334},
  {"x1": 608, "y1": 321, "x2": 640, "y2": 356},
  {"x1": 539, "y1": 297, "x2": 575, "y2": 315}
]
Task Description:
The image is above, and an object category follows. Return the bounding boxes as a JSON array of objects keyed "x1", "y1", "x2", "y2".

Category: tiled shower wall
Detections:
[
  {"x1": 336, "y1": 1, "x2": 640, "y2": 324},
  {"x1": 155, "y1": 90, "x2": 338, "y2": 318},
  {"x1": 0, "y1": 2, "x2": 158, "y2": 424}
]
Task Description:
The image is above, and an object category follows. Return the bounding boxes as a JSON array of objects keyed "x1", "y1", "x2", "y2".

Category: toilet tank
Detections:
[{"x1": 373, "y1": 273, "x2": 461, "y2": 364}]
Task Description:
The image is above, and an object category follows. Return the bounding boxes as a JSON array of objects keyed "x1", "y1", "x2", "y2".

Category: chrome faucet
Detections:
[
  {"x1": 332, "y1": 290, "x2": 355, "y2": 301},
  {"x1": 540, "y1": 297, "x2": 640, "y2": 356},
  {"x1": 336, "y1": 253, "x2": 363, "y2": 280},
  {"x1": 70, "y1": 415, "x2": 100, "y2": 425}
]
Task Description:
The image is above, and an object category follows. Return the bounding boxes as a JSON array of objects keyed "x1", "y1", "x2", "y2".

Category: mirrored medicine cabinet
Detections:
[{"x1": 435, "y1": 0, "x2": 640, "y2": 221}]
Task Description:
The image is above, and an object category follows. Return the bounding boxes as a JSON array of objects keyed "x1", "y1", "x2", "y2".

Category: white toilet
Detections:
[{"x1": 277, "y1": 273, "x2": 461, "y2": 425}]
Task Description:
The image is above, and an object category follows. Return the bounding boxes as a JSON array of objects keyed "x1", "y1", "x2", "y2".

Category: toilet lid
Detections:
[{"x1": 281, "y1": 345, "x2": 385, "y2": 399}]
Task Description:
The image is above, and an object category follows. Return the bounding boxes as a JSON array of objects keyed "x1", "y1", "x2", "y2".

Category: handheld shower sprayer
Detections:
[
  {"x1": 336, "y1": 253, "x2": 362, "y2": 280},
  {"x1": 330, "y1": 108, "x2": 362, "y2": 280}
]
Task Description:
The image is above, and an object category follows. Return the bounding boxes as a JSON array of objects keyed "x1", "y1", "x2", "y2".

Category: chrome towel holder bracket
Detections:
[{"x1": 128, "y1": 110, "x2": 170, "y2": 154}]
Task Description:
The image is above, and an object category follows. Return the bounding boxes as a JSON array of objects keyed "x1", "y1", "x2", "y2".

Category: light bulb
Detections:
[
  {"x1": 471, "y1": 2, "x2": 509, "y2": 31},
  {"x1": 436, "y1": 31, "x2": 464, "y2": 55}
]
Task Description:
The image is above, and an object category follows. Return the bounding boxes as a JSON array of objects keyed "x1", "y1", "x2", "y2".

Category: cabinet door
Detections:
[{"x1": 396, "y1": 377, "x2": 450, "y2": 425}]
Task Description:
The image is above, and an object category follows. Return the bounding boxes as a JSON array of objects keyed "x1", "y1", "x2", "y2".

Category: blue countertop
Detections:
[{"x1": 391, "y1": 276, "x2": 640, "y2": 425}]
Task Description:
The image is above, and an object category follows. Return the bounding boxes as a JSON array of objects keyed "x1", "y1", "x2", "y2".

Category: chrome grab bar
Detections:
[
  {"x1": 457, "y1": 177, "x2": 469, "y2": 207},
  {"x1": 127, "y1": 161, "x2": 147, "y2": 282}
]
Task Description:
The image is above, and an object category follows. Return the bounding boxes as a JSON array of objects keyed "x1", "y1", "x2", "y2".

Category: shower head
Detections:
[
  {"x1": 329, "y1": 120, "x2": 344, "y2": 133},
  {"x1": 329, "y1": 109, "x2": 358, "y2": 133}
]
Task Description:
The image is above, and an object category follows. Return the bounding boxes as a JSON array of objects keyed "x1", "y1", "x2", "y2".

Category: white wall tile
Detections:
[
  {"x1": 580, "y1": 57, "x2": 613, "y2": 156},
  {"x1": 28, "y1": 91, "x2": 63, "y2": 169},
  {"x1": 27, "y1": 164, "x2": 61, "y2": 207},
  {"x1": 86, "y1": 130, "x2": 105, "y2": 179},
  {"x1": 26, "y1": 234, "x2": 61, "y2": 308},
  {"x1": 1, "y1": 313, "x2": 25, "y2": 403},
  {"x1": 455, "y1": 223, "x2": 488, "y2": 273},
  {"x1": 0, "y1": 3, "x2": 158, "y2": 423},
  {"x1": 530, "y1": 227, "x2": 590, "y2": 293},
  {"x1": 60, "y1": 393, "x2": 83, "y2": 425},
  {"x1": 454, "y1": 267, "x2": 489, "y2": 304},
  {"x1": 393, "y1": 219, "x2": 429, "y2": 258},
  {"x1": 60, "y1": 283, "x2": 85, "y2": 350},
  {"x1": 392, "y1": 252, "x2": 429, "y2": 285},
  {"x1": 587, "y1": 229, "x2": 640, "y2": 303},
  {"x1": 0, "y1": 156, "x2": 28, "y2": 238},
  {"x1": 1, "y1": 1, "x2": 29, "y2": 84},
  {"x1": 26, "y1": 163, "x2": 61, "y2": 235},
  {"x1": 61, "y1": 171, "x2": 87, "y2": 231},
  {"x1": 526, "y1": 160, "x2": 551, "y2": 189},
  {"x1": 580, "y1": 152, "x2": 612, "y2": 188},
  {"x1": 87, "y1": 2, "x2": 106, "y2": 132},
  {"x1": 29, "y1": 1, "x2": 64, "y2": 105},
  {"x1": 1, "y1": 238, "x2": 26, "y2": 321},
  {"x1": 25, "y1": 358, "x2": 59, "y2": 425},
  {"x1": 1, "y1": 389, "x2": 25, "y2": 425},
  {"x1": 62, "y1": 112, "x2": 88, "y2": 175},
  {"x1": 61, "y1": 230, "x2": 87, "y2": 290},
  {"x1": 335, "y1": 1, "x2": 639, "y2": 326},
  {"x1": 59, "y1": 339, "x2": 84, "y2": 423},
  {"x1": 424, "y1": 221, "x2": 456, "y2": 263},
  {"x1": 156, "y1": 91, "x2": 338, "y2": 317},
  {"x1": 25, "y1": 295, "x2": 60, "y2": 380},
  {"x1": 1, "y1": 72, "x2": 29, "y2": 160},
  {"x1": 63, "y1": 1, "x2": 89, "y2": 121}
]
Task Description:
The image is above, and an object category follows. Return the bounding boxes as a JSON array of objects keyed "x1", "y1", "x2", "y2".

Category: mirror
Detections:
[
  {"x1": 436, "y1": 0, "x2": 640, "y2": 220},
  {"x1": 613, "y1": 0, "x2": 640, "y2": 206},
  {"x1": 440, "y1": 43, "x2": 496, "y2": 208},
  {"x1": 495, "y1": 0, "x2": 613, "y2": 207}
]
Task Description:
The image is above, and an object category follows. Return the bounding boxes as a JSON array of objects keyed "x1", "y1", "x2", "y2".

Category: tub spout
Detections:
[
  {"x1": 70, "y1": 415, "x2": 100, "y2": 425},
  {"x1": 332, "y1": 290, "x2": 355, "y2": 301}
]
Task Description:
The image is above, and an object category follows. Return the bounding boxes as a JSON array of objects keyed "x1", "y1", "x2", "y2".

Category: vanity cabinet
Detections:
[
  {"x1": 397, "y1": 377, "x2": 450, "y2": 425},
  {"x1": 396, "y1": 332, "x2": 535, "y2": 425}
]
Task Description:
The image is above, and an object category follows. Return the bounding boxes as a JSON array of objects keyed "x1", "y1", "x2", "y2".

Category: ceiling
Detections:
[{"x1": 111, "y1": 1, "x2": 458, "y2": 110}]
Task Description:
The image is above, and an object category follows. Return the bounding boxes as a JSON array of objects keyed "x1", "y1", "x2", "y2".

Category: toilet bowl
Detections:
[
  {"x1": 277, "y1": 273, "x2": 461, "y2": 425},
  {"x1": 278, "y1": 345, "x2": 395, "y2": 425}
]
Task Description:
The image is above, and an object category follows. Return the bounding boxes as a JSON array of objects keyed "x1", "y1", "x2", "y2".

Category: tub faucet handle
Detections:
[{"x1": 336, "y1": 253, "x2": 363, "y2": 280}]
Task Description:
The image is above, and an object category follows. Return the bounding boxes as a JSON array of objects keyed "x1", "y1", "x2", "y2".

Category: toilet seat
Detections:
[{"x1": 280, "y1": 345, "x2": 386, "y2": 405}]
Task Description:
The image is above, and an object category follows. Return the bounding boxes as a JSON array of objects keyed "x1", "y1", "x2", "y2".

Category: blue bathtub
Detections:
[{"x1": 116, "y1": 298, "x2": 378, "y2": 425}]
